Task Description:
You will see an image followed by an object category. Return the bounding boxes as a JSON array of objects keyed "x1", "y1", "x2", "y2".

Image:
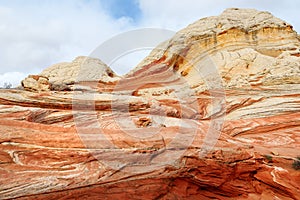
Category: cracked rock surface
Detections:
[{"x1": 1, "y1": 8, "x2": 300, "y2": 199}]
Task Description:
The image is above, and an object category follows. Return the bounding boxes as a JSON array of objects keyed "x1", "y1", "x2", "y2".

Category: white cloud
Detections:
[
  {"x1": 0, "y1": 0, "x2": 300, "y2": 85},
  {"x1": 0, "y1": 0, "x2": 134, "y2": 75},
  {"x1": 109, "y1": 49, "x2": 152, "y2": 75},
  {"x1": 137, "y1": 0, "x2": 300, "y2": 32},
  {"x1": 0, "y1": 72, "x2": 27, "y2": 87}
]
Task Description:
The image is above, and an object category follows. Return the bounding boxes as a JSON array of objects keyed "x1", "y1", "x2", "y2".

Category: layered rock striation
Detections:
[
  {"x1": 127, "y1": 8, "x2": 300, "y2": 95},
  {"x1": 1, "y1": 8, "x2": 299, "y2": 199}
]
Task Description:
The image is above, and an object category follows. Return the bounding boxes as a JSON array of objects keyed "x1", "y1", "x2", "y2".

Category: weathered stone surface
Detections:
[
  {"x1": 21, "y1": 56, "x2": 120, "y2": 91},
  {"x1": 1, "y1": 8, "x2": 300, "y2": 199},
  {"x1": 128, "y1": 8, "x2": 300, "y2": 95},
  {"x1": 41, "y1": 56, "x2": 120, "y2": 84},
  {"x1": 21, "y1": 75, "x2": 51, "y2": 92}
]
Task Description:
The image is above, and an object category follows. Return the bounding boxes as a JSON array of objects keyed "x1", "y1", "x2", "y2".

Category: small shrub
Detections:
[
  {"x1": 292, "y1": 156, "x2": 300, "y2": 170},
  {"x1": 264, "y1": 154, "x2": 273, "y2": 162},
  {"x1": 3, "y1": 82, "x2": 12, "y2": 89}
]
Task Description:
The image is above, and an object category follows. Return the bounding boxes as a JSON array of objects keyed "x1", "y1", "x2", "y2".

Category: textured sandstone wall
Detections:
[
  {"x1": 2, "y1": 8, "x2": 300, "y2": 199},
  {"x1": 128, "y1": 8, "x2": 300, "y2": 95}
]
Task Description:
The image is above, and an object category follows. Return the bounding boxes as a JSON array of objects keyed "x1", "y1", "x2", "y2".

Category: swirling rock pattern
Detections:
[{"x1": 1, "y1": 8, "x2": 299, "y2": 199}]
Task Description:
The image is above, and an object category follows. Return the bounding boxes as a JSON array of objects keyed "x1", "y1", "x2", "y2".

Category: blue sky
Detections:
[
  {"x1": 100, "y1": 0, "x2": 141, "y2": 21},
  {"x1": 0, "y1": 0, "x2": 300, "y2": 86}
]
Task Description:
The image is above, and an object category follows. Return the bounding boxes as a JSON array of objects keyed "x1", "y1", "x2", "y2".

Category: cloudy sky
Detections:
[{"x1": 0, "y1": 0, "x2": 299, "y2": 86}]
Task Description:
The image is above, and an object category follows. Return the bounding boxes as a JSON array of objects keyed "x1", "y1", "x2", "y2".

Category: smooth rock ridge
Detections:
[{"x1": 128, "y1": 8, "x2": 300, "y2": 95}]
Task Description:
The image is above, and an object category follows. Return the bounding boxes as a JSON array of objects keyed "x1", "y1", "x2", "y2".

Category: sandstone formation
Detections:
[
  {"x1": 128, "y1": 8, "x2": 300, "y2": 95},
  {"x1": 1, "y1": 8, "x2": 299, "y2": 199},
  {"x1": 36, "y1": 56, "x2": 120, "y2": 91},
  {"x1": 21, "y1": 75, "x2": 51, "y2": 92}
]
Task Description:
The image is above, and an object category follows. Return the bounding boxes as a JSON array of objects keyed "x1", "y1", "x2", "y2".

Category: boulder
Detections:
[
  {"x1": 21, "y1": 75, "x2": 51, "y2": 92},
  {"x1": 40, "y1": 56, "x2": 120, "y2": 89}
]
